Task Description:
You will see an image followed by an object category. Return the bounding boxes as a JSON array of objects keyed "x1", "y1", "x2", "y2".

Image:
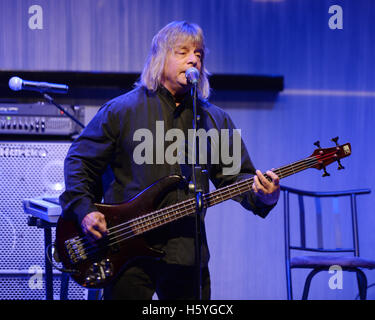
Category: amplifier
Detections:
[
  {"x1": 0, "y1": 102, "x2": 84, "y2": 136},
  {"x1": 0, "y1": 141, "x2": 86, "y2": 299}
]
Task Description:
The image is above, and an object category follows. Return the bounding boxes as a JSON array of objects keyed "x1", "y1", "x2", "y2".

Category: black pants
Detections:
[{"x1": 103, "y1": 259, "x2": 211, "y2": 300}]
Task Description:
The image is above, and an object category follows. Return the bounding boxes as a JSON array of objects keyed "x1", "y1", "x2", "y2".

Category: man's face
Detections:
[{"x1": 161, "y1": 40, "x2": 203, "y2": 97}]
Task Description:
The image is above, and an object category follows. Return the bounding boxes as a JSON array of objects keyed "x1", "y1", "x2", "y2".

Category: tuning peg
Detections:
[
  {"x1": 314, "y1": 141, "x2": 321, "y2": 149},
  {"x1": 337, "y1": 159, "x2": 345, "y2": 170},
  {"x1": 322, "y1": 166, "x2": 330, "y2": 177},
  {"x1": 331, "y1": 137, "x2": 345, "y2": 169},
  {"x1": 331, "y1": 136, "x2": 339, "y2": 146}
]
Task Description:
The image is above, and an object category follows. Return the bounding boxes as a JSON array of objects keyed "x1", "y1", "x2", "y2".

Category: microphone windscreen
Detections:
[
  {"x1": 185, "y1": 67, "x2": 199, "y2": 84},
  {"x1": 9, "y1": 77, "x2": 23, "y2": 91}
]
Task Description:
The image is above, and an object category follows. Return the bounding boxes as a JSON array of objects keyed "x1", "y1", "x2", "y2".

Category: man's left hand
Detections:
[{"x1": 252, "y1": 169, "x2": 280, "y2": 206}]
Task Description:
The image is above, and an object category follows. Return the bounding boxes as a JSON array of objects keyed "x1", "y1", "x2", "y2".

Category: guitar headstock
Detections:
[{"x1": 310, "y1": 138, "x2": 351, "y2": 176}]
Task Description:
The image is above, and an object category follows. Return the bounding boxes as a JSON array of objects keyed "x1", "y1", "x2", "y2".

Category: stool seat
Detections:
[{"x1": 291, "y1": 255, "x2": 375, "y2": 269}]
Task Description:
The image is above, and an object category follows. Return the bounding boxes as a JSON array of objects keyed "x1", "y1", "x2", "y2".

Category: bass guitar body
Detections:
[{"x1": 56, "y1": 175, "x2": 184, "y2": 289}]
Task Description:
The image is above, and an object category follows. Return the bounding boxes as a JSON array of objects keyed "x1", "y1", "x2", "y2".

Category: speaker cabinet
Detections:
[{"x1": 0, "y1": 141, "x2": 86, "y2": 299}]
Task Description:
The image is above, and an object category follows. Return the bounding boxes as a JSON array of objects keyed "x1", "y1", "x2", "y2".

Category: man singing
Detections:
[{"x1": 59, "y1": 21, "x2": 280, "y2": 300}]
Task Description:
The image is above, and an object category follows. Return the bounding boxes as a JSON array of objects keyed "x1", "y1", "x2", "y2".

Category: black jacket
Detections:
[{"x1": 59, "y1": 86, "x2": 275, "y2": 266}]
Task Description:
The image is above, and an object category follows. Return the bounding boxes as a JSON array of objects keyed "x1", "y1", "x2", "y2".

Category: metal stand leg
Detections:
[
  {"x1": 355, "y1": 269, "x2": 367, "y2": 300},
  {"x1": 60, "y1": 272, "x2": 69, "y2": 300},
  {"x1": 44, "y1": 226, "x2": 53, "y2": 300},
  {"x1": 302, "y1": 268, "x2": 323, "y2": 300}
]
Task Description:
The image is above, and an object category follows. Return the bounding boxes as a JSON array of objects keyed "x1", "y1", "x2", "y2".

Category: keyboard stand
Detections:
[{"x1": 27, "y1": 216, "x2": 68, "y2": 300}]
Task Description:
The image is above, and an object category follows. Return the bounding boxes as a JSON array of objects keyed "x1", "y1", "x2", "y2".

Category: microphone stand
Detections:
[
  {"x1": 42, "y1": 92, "x2": 85, "y2": 129},
  {"x1": 190, "y1": 82, "x2": 204, "y2": 300}
]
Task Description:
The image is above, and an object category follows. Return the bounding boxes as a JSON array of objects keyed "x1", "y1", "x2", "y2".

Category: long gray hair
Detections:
[{"x1": 136, "y1": 21, "x2": 211, "y2": 99}]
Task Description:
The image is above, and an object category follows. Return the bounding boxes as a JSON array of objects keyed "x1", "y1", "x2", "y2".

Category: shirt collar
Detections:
[{"x1": 157, "y1": 85, "x2": 194, "y2": 111}]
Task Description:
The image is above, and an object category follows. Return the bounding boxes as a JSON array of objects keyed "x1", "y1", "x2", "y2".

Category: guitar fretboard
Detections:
[{"x1": 128, "y1": 156, "x2": 316, "y2": 235}]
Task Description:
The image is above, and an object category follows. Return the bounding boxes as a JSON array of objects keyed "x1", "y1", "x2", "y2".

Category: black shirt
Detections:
[{"x1": 59, "y1": 86, "x2": 274, "y2": 266}]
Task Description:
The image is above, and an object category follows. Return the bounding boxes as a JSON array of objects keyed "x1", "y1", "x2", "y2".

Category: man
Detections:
[{"x1": 59, "y1": 21, "x2": 280, "y2": 300}]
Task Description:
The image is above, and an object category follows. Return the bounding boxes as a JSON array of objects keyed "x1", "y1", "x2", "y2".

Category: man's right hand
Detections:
[{"x1": 81, "y1": 211, "x2": 108, "y2": 243}]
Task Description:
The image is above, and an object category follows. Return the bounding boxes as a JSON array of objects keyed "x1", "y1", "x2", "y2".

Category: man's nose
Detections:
[{"x1": 187, "y1": 53, "x2": 199, "y2": 66}]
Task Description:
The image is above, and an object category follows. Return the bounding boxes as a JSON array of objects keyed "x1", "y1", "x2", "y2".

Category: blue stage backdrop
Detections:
[{"x1": 0, "y1": 0, "x2": 374, "y2": 299}]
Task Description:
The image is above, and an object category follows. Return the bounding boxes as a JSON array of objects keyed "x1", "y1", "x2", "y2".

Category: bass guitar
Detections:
[{"x1": 55, "y1": 139, "x2": 351, "y2": 288}]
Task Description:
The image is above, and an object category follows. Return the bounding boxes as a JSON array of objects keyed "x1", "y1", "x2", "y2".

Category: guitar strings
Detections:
[
  {"x1": 73, "y1": 152, "x2": 333, "y2": 258},
  {"x1": 104, "y1": 153, "x2": 321, "y2": 236},
  {"x1": 104, "y1": 154, "x2": 317, "y2": 236},
  {"x1": 72, "y1": 152, "x2": 338, "y2": 259},
  {"x1": 74, "y1": 152, "x2": 330, "y2": 258}
]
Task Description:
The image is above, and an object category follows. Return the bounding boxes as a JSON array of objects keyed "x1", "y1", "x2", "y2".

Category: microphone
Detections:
[
  {"x1": 185, "y1": 67, "x2": 200, "y2": 85},
  {"x1": 8, "y1": 76, "x2": 69, "y2": 94}
]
